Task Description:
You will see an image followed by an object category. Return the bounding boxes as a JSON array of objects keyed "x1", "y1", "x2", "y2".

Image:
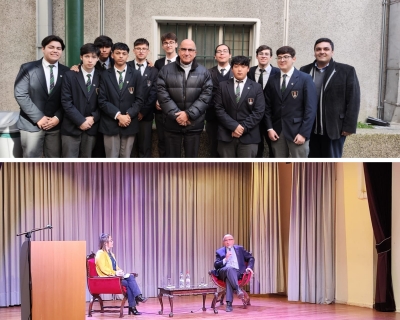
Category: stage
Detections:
[{"x1": 2, "y1": 295, "x2": 399, "y2": 320}]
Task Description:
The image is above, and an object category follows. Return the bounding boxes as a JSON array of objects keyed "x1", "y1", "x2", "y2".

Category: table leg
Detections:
[
  {"x1": 158, "y1": 292, "x2": 164, "y2": 315},
  {"x1": 202, "y1": 293, "x2": 206, "y2": 311},
  {"x1": 168, "y1": 294, "x2": 174, "y2": 317},
  {"x1": 211, "y1": 292, "x2": 218, "y2": 314}
]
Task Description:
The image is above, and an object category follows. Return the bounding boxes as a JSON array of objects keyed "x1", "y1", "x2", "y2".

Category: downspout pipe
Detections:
[{"x1": 65, "y1": 0, "x2": 84, "y2": 67}]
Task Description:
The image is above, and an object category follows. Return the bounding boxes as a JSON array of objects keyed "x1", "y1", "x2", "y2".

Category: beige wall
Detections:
[
  {"x1": 336, "y1": 163, "x2": 375, "y2": 308},
  {"x1": 2, "y1": 0, "x2": 381, "y2": 123}
]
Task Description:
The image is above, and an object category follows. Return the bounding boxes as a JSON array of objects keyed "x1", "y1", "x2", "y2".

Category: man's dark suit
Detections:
[
  {"x1": 206, "y1": 66, "x2": 233, "y2": 157},
  {"x1": 300, "y1": 59, "x2": 360, "y2": 158},
  {"x1": 214, "y1": 78, "x2": 265, "y2": 157},
  {"x1": 213, "y1": 245, "x2": 255, "y2": 303},
  {"x1": 98, "y1": 64, "x2": 144, "y2": 137},
  {"x1": 60, "y1": 67, "x2": 100, "y2": 157},
  {"x1": 247, "y1": 65, "x2": 280, "y2": 158},
  {"x1": 154, "y1": 57, "x2": 167, "y2": 71},
  {"x1": 14, "y1": 58, "x2": 69, "y2": 157},
  {"x1": 127, "y1": 61, "x2": 158, "y2": 157},
  {"x1": 95, "y1": 57, "x2": 114, "y2": 71},
  {"x1": 264, "y1": 68, "x2": 317, "y2": 157},
  {"x1": 61, "y1": 67, "x2": 100, "y2": 137}
]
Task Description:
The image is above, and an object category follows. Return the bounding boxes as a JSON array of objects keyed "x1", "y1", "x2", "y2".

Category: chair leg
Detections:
[
  {"x1": 219, "y1": 291, "x2": 226, "y2": 306},
  {"x1": 242, "y1": 290, "x2": 250, "y2": 308},
  {"x1": 119, "y1": 295, "x2": 128, "y2": 318}
]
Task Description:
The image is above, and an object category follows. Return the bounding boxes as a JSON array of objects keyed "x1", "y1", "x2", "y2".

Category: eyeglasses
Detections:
[
  {"x1": 276, "y1": 55, "x2": 292, "y2": 61},
  {"x1": 258, "y1": 53, "x2": 271, "y2": 57},
  {"x1": 134, "y1": 48, "x2": 148, "y2": 52},
  {"x1": 216, "y1": 49, "x2": 229, "y2": 54},
  {"x1": 163, "y1": 41, "x2": 176, "y2": 46},
  {"x1": 180, "y1": 48, "x2": 196, "y2": 52},
  {"x1": 224, "y1": 238, "x2": 234, "y2": 241}
]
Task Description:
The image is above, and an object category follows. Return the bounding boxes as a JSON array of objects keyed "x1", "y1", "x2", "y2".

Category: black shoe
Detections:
[
  {"x1": 237, "y1": 288, "x2": 244, "y2": 299},
  {"x1": 128, "y1": 307, "x2": 142, "y2": 315},
  {"x1": 135, "y1": 294, "x2": 148, "y2": 303},
  {"x1": 226, "y1": 302, "x2": 233, "y2": 312}
]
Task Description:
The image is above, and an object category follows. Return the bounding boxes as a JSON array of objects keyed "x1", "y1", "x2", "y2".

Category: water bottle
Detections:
[
  {"x1": 179, "y1": 272, "x2": 184, "y2": 288},
  {"x1": 185, "y1": 271, "x2": 191, "y2": 288}
]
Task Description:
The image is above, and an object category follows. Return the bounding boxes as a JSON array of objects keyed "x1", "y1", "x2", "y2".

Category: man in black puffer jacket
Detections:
[{"x1": 157, "y1": 39, "x2": 213, "y2": 158}]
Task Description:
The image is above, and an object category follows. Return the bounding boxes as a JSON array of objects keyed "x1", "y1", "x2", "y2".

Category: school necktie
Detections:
[
  {"x1": 167, "y1": 59, "x2": 171, "y2": 64},
  {"x1": 86, "y1": 74, "x2": 92, "y2": 92},
  {"x1": 258, "y1": 69, "x2": 265, "y2": 86},
  {"x1": 117, "y1": 70, "x2": 125, "y2": 90},
  {"x1": 137, "y1": 63, "x2": 143, "y2": 75},
  {"x1": 49, "y1": 65, "x2": 55, "y2": 93},
  {"x1": 281, "y1": 74, "x2": 287, "y2": 93},
  {"x1": 220, "y1": 68, "x2": 226, "y2": 76},
  {"x1": 235, "y1": 80, "x2": 243, "y2": 103},
  {"x1": 102, "y1": 62, "x2": 107, "y2": 70}
]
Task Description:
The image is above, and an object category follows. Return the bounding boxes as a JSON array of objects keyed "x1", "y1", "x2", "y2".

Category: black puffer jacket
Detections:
[{"x1": 157, "y1": 57, "x2": 213, "y2": 133}]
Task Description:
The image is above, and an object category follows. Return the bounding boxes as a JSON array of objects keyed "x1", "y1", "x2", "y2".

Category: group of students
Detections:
[{"x1": 14, "y1": 32, "x2": 360, "y2": 158}]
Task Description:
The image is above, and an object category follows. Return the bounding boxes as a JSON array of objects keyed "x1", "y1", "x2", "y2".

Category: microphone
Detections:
[{"x1": 46, "y1": 224, "x2": 53, "y2": 230}]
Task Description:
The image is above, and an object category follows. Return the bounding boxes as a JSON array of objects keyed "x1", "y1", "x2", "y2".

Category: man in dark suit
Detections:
[
  {"x1": 94, "y1": 35, "x2": 114, "y2": 71},
  {"x1": 215, "y1": 56, "x2": 265, "y2": 158},
  {"x1": 154, "y1": 32, "x2": 179, "y2": 157},
  {"x1": 207, "y1": 44, "x2": 233, "y2": 157},
  {"x1": 300, "y1": 38, "x2": 360, "y2": 158},
  {"x1": 127, "y1": 38, "x2": 158, "y2": 157},
  {"x1": 264, "y1": 46, "x2": 317, "y2": 158},
  {"x1": 98, "y1": 42, "x2": 144, "y2": 158},
  {"x1": 214, "y1": 234, "x2": 254, "y2": 312},
  {"x1": 14, "y1": 35, "x2": 69, "y2": 158},
  {"x1": 61, "y1": 43, "x2": 101, "y2": 158},
  {"x1": 247, "y1": 45, "x2": 280, "y2": 158}
]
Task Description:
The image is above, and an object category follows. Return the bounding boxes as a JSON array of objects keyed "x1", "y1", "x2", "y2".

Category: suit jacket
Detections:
[
  {"x1": 207, "y1": 66, "x2": 234, "y2": 122},
  {"x1": 264, "y1": 68, "x2": 317, "y2": 141},
  {"x1": 300, "y1": 59, "x2": 360, "y2": 140},
  {"x1": 60, "y1": 67, "x2": 100, "y2": 136},
  {"x1": 215, "y1": 78, "x2": 265, "y2": 144},
  {"x1": 213, "y1": 245, "x2": 255, "y2": 277},
  {"x1": 154, "y1": 57, "x2": 166, "y2": 71},
  {"x1": 95, "y1": 249, "x2": 121, "y2": 277},
  {"x1": 98, "y1": 64, "x2": 144, "y2": 136},
  {"x1": 247, "y1": 64, "x2": 280, "y2": 89},
  {"x1": 14, "y1": 58, "x2": 69, "y2": 132},
  {"x1": 127, "y1": 61, "x2": 158, "y2": 121}
]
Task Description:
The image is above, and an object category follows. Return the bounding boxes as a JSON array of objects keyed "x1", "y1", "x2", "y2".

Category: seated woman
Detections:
[{"x1": 95, "y1": 233, "x2": 148, "y2": 315}]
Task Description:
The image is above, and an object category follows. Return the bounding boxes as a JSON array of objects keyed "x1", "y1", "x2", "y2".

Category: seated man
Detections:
[{"x1": 214, "y1": 234, "x2": 254, "y2": 312}]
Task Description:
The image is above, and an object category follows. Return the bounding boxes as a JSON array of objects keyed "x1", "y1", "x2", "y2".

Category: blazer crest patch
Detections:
[
  {"x1": 147, "y1": 80, "x2": 152, "y2": 87},
  {"x1": 248, "y1": 98, "x2": 254, "y2": 105},
  {"x1": 291, "y1": 91, "x2": 298, "y2": 99},
  {"x1": 128, "y1": 87, "x2": 135, "y2": 94}
]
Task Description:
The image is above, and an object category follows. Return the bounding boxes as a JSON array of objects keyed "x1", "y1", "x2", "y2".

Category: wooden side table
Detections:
[{"x1": 157, "y1": 286, "x2": 218, "y2": 317}]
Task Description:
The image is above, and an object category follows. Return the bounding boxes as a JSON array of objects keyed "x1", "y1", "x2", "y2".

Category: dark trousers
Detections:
[
  {"x1": 256, "y1": 121, "x2": 274, "y2": 158},
  {"x1": 218, "y1": 139, "x2": 258, "y2": 158},
  {"x1": 308, "y1": 132, "x2": 346, "y2": 158},
  {"x1": 164, "y1": 131, "x2": 201, "y2": 158},
  {"x1": 205, "y1": 121, "x2": 219, "y2": 158},
  {"x1": 134, "y1": 120, "x2": 152, "y2": 158},
  {"x1": 217, "y1": 267, "x2": 240, "y2": 303},
  {"x1": 121, "y1": 274, "x2": 141, "y2": 307},
  {"x1": 154, "y1": 113, "x2": 166, "y2": 158}
]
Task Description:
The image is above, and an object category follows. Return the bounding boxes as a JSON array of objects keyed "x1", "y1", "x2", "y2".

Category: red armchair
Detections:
[
  {"x1": 209, "y1": 269, "x2": 252, "y2": 308},
  {"x1": 86, "y1": 252, "x2": 137, "y2": 318}
]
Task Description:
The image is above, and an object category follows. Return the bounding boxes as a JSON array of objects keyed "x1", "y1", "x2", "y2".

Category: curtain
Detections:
[
  {"x1": 363, "y1": 163, "x2": 396, "y2": 311},
  {"x1": 249, "y1": 162, "x2": 284, "y2": 293},
  {"x1": 0, "y1": 162, "x2": 282, "y2": 306},
  {"x1": 288, "y1": 163, "x2": 335, "y2": 304}
]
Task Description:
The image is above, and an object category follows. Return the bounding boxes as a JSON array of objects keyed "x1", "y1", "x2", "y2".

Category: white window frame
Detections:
[{"x1": 151, "y1": 16, "x2": 260, "y2": 65}]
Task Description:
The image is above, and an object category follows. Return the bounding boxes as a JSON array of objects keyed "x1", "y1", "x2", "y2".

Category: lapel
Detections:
[
  {"x1": 120, "y1": 65, "x2": 134, "y2": 95},
  {"x1": 76, "y1": 68, "x2": 89, "y2": 98},
  {"x1": 35, "y1": 59, "x2": 48, "y2": 94},
  {"x1": 282, "y1": 68, "x2": 300, "y2": 101},
  {"x1": 49, "y1": 64, "x2": 65, "y2": 97},
  {"x1": 227, "y1": 78, "x2": 237, "y2": 106},
  {"x1": 273, "y1": 72, "x2": 281, "y2": 98},
  {"x1": 108, "y1": 68, "x2": 121, "y2": 94},
  {"x1": 238, "y1": 79, "x2": 252, "y2": 107},
  {"x1": 89, "y1": 69, "x2": 99, "y2": 100},
  {"x1": 322, "y1": 59, "x2": 336, "y2": 93}
]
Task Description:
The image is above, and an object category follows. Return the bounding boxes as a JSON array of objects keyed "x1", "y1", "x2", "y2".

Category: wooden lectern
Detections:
[{"x1": 20, "y1": 241, "x2": 86, "y2": 320}]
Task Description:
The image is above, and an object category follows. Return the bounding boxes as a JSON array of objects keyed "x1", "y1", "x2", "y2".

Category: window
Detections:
[{"x1": 154, "y1": 18, "x2": 260, "y2": 69}]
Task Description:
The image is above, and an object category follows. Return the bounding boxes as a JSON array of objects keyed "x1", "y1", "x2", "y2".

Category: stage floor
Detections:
[{"x1": 2, "y1": 295, "x2": 400, "y2": 319}]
